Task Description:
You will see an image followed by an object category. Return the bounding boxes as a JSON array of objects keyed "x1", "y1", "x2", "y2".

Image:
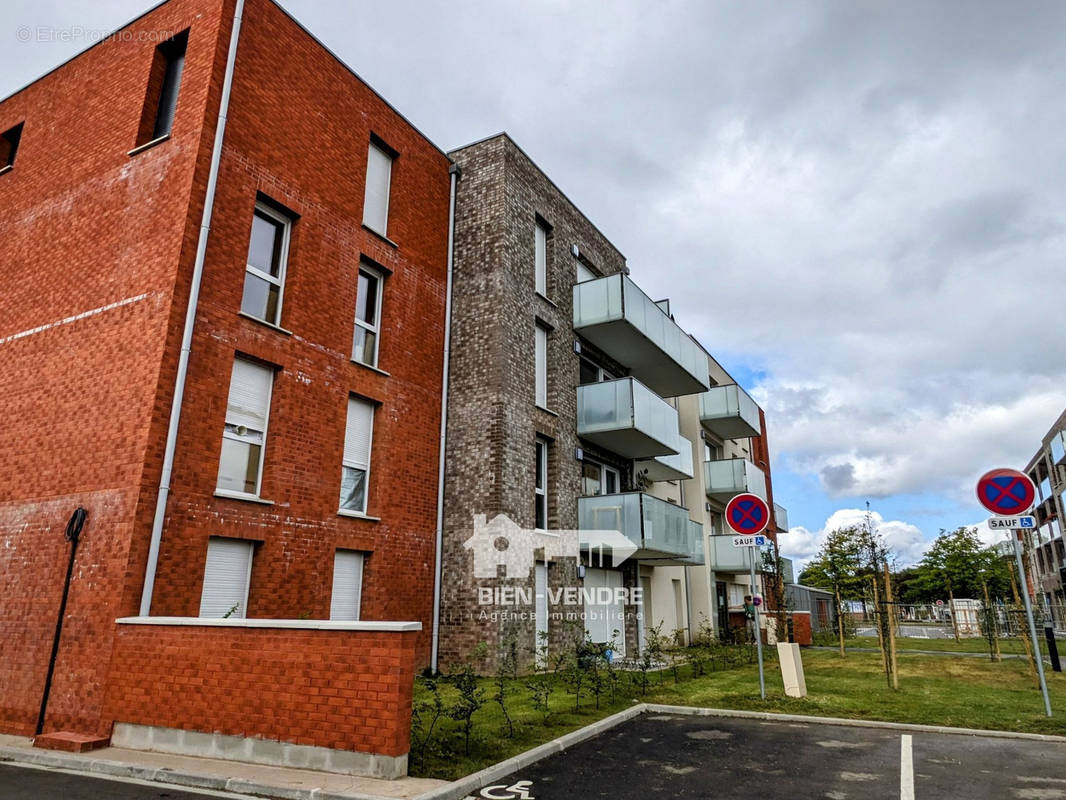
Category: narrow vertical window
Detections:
[
  {"x1": 341, "y1": 397, "x2": 375, "y2": 514},
  {"x1": 576, "y1": 260, "x2": 595, "y2": 284},
  {"x1": 330, "y1": 550, "x2": 365, "y2": 620},
  {"x1": 535, "y1": 323, "x2": 548, "y2": 409},
  {"x1": 353, "y1": 264, "x2": 384, "y2": 367},
  {"x1": 217, "y1": 358, "x2": 274, "y2": 497},
  {"x1": 136, "y1": 30, "x2": 188, "y2": 146},
  {"x1": 535, "y1": 438, "x2": 548, "y2": 529},
  {"x1": 241, "y1": 202, "x2": 291, "y2": 325},
  {"x1": 535, "y1": 221, "x2": 548, "y2": 296},
  {"x1": 363, "y1": 139, "x2": 393, "y2": 236},
  {"x1": 0, "y1": 123, "x2": 24, "y2": 171},
  {"x1": 199, "y1": 537, "x2": 253, "y2": 618}
]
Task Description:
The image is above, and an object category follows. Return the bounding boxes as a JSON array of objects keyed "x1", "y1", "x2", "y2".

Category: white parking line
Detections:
[{"x1": 901, "y1": 734, "x2": 915, "y2": 800}]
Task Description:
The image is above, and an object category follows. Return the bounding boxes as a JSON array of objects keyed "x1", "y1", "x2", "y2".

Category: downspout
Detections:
[
  {"x1": 430, "y1": 163, "x2": 460, "y2": 672},
  {"x1": 140, "y1": 0, "x2": 246, "y2": 616}
]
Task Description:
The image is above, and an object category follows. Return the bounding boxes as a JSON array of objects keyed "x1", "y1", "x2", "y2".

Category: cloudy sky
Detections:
[{"x1": 5, "y1": 0, "x2": 1065, "y2": 570}]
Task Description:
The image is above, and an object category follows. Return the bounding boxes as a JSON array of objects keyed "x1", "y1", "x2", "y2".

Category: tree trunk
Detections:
[
  {"x1": 871, "y1": 576, "x2": 889, "y2": 681},
  {"x1": 884, "y1": 562, "x2": 899, "y2": 690},
  {"x1": 835, "y1": 584, "x2": 846, "y2": 657},
  {"x1": 947, "y1": 582, "x2": 960, "y2": 643},
  {"x1": 982, "y1": 580, "x2": 1000, "y2": 662}
]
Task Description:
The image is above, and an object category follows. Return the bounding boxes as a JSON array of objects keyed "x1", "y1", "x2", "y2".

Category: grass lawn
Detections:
[{"x1": 410, "y1": 647, "x2": 1066, "y2": 780}]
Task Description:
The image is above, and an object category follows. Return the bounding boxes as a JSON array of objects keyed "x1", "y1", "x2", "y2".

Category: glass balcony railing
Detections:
[
  {"x1": 635, "y1": 434, "x2": 694, "y2": 482},
  {"x1": 577, "y1": 377, "x2": 680, "y2": 459},
  {"x1": 573, "y1": 273, "x2": 709, "y2": 397},
  {"x1": 774, "y1": 503, "x2": 789, "y2": 533},
  {"x1": 708, "y1": 535, "x2": 755, "y2": 573},
  {"x1": 687, "y1": 519, "x2": 705, "y2": 565},
  {"x1": 698, "y1": 384, "x2": 761, "y2": 440},
  {"x1": 578, "y1": 492, "x2": 694, "y2": 562},
  {"x1": 704, "y1": 458, "x2": 767, "y2": 500}
]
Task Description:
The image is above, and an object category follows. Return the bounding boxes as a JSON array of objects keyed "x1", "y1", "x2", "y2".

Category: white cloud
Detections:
[{"x1": 780, "y1": 508, "x2": 930, "y2": 575}]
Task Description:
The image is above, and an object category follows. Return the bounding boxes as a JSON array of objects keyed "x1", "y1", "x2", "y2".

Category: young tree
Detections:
[{"x1": 798, "y1": 526, "x2": 864, "y2": 656}]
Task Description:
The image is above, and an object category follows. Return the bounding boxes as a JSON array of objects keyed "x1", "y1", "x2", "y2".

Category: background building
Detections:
[
  {"x1": 1024, "y1": 409, "x2": 1066, "y2": 625},
  {"x1": 0, "y1": 0, "x2": 450, "y2": 775}
]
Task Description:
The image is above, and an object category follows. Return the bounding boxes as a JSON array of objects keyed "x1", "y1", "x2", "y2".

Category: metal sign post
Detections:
[
  {"x1": 1011, "y1": 529, "x2": 1052, "y2": 717},
  {"x1": 725, "y1": 493, "x2": 770, "y2": 700},
  {"x1": 749, "y1": 555, "x2": 766, "y2": 700},
  {"x1": 976, "y1": 468, "x2": 1051, "y2": 718}
]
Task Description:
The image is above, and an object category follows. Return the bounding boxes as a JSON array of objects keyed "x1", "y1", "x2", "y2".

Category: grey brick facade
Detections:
[{"x1": 440, "y1": 134, "x2": 638, "y2": 670}]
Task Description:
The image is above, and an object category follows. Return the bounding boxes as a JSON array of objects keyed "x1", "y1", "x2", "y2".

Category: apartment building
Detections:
[
  {"x1": 0, "y1": 0, "x2": 450, "y2": 776},
  {"x1": 1023, "y1": 409, "x2": 1066, "y2": 621},
  {"x1": 644, "y1": 360, "x2": 788, "y2": 644},
  {"x1": 439, "y1": 133, "x2": 784, "y2": 669}
]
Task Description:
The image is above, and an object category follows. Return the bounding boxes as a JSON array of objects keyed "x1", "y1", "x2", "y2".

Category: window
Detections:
[
  {"x1": 241, "y1": 202, "x2": 291, "y2": 326},
  {"x1": 0, "y1": 123, "x2": 23, "y2": 171},
  {"x1": 535, "y1": 323, "x2": 548, "y2": 408},
  {"x1": 341, "y1": 397, "x2": 375, "y2": 514},
  {"x1": 579, "y1": 357, "x2": 615, "y2": 385},
  {"x1": 535, "y1": 221, "x2": 548, "y2": 296},
  {"x1": 330, "y1": 550, "x2": 365, "y2": 620},
  {"x1": 535, "y1": 438, "x2": 548, "y2": 529},
  {"x1": 581, "y1": 459, "x2": 620, "y2": 496},
  {"x1": 137, "y1": 30, "x2": 188, "y2": 145},
  {"x1": 705, "y1": 441, "x2": 722, "y2": 461},
  {"x1": 353, "y1": 264, "x2": 384, "y2": 366},
  {"x1": 576, "y1": 260, "x2": 595, "y2": 284},
  {"x1": 363, "y1": 139, "x2": 393, "y2": 235},
  {"x1": 199, "y1": 537, "x2": 253, "y2": 618},
  {"x1": 217, "y1": 358, "x2": 274, "y2": 497}
]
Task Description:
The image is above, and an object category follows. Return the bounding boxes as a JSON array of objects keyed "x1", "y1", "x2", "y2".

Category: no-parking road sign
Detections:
[
  {"x1": 725, "y1": 493, "x2": 770, "y2": 536},
  {"x1": 976, "y1": 468, "x2": 1037, "y2": 516}
]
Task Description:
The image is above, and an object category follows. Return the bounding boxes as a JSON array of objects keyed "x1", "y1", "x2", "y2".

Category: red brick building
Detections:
[{"x1": 0, "y1": 0, "x2": 451, "y2": 776}]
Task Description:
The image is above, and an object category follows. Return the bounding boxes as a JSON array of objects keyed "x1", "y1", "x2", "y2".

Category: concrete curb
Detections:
[
  {"x1": 0, "y1": 745, "x2": 392, "y2": 800},
  {"x1": 412, "y1": 704, "x2": 646, "y2": 800},
  {"x1": 643, "y1": 704, "x2": 1066, "y2": 743}
]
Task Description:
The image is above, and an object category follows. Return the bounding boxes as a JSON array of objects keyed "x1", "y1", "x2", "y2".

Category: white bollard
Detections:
[{"x1": 777, "y1": 642, "x2": 807, "y2": 698}]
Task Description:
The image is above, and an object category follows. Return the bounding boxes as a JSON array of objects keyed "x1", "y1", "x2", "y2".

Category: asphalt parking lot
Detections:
[{"x1": 465, "y1": 713, "x2": 1066, "y2": 800}]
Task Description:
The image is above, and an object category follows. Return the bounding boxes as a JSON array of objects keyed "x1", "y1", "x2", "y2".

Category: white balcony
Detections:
[
  {"x1": 704, "y1": 458, "x2": 767, "y2": 501},
  {"x1": 1051, "y1": 431, "x2": 1065, "y2": 465},
  {"x1": 698, "y1": 384, "x2": 761, "y2": 440},
  {"x1": 774, "y1": 503, "x2": 789, "y2": 533},
  {"x1": 635, "y1": 434, "x2": 694, "y2": 482},
  {"x1": 577, "y1": 377, "x2": 680, "y2": 459},
  {"x1": 708, "y1": 535, "x2": 756, "y2": 574},
  {"x1": 578, "y1": 493, "x2": 695, "y2": 561},
  {"x1": 573, "y1": 274, "x2": 709, "y2": 397}
]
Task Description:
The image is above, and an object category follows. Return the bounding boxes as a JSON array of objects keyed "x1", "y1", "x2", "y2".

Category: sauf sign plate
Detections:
[
  {"x1": 732, "y1": 534, "x2": 767, "y2": 548},
  {"x1": 989, "y1": 516, "x2": 1036, "y2": 529}
]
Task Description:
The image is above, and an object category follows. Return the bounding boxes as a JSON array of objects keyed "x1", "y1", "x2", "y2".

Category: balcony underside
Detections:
[{"x1": 577, "y1": 319, "x2": 708, "y2": 398}]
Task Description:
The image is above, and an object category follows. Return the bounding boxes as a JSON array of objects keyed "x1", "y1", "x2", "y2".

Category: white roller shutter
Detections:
[
  {"x1": 363, "y1": 143, "x2": 392, "y2": 234},
  {"x1": 199, "y1": 537, "x2": 253, "y2": 618},
  {"x1": 344, "y1": 398, "x2": 374, "y2": 469},
  {"x1": 535, "y1": 324, "x2": 547, "y2": 408},
  {"x1": 535, "y1": 223, "x2": 547, "y2": 295},
  {"x1": 330, "y1": 550, "x2": 365, "y2": 621},
  {"x1": 227, "y1": 358, "x2": 273, "y2": 430}
]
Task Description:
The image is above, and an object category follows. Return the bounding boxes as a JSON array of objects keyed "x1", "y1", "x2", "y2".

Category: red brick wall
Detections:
[
  {"x1": 143, "y1": 0, "x2": 452, "y2": 667},
  {"x1": 0, "y1": 0, "x2": 450, "y2": 745},
  {"x1": 791, "y1": 611, "x2": 813, "y2": 646},
  {"x1": 0, "y1": 0, "x2": 231, "y2": 735},
  {"x1": 106, "y1": 623, "x2": 418, "y2": 756}
]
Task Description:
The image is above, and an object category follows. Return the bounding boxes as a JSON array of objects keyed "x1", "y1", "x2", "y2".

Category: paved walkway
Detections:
[{"x1": 0, "y1": 734, "x2": 446, "y2": 800}]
